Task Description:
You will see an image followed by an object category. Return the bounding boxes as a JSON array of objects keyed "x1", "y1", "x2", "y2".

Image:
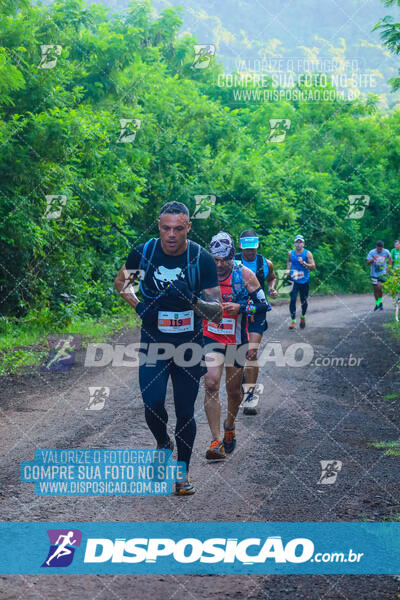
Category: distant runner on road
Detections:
[
  {"x1": 367, "y1": 240, "x2": 392, "y2": 311},
  {"x1": 234, "y1": 229, "x2": 277, "y2": 415},
  {"x1": 114, "y1": 201, "x2": 222, "y2": 495},
  {"x1": 286, "y1": 235, "x2": 316, "y2": 330},
  {"x1": 203, "y1": 232, "x2": 269, "y2": 461}
]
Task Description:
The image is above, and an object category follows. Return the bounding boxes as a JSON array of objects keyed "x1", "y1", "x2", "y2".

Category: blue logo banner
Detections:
[{"x1": 0, "y1": 522, "x2": 398, "y2": 574}]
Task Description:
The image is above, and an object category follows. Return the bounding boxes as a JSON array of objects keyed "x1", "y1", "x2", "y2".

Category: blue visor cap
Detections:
[{"x1": 240, "y1": 236, "x2": 259, "y2": 249}]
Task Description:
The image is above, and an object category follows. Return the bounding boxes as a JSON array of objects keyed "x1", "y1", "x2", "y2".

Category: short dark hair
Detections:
[
  {"x1": 240, "y1": 229, "x2": 258, "y2": 238},
  {"x1": 159, "y1": 201, "x2": 189, "y2": 218},
  {"x1": 395, "y1": 240, "x2": 400, "y2": 244},
  {"x1": 376, "y1": 240, "x2": 384, "y2": 247}
]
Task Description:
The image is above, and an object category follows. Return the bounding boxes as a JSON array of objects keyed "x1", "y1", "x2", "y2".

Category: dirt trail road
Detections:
[{"x1": 1, "y1": 295, "x2": 399, "y2": 599}]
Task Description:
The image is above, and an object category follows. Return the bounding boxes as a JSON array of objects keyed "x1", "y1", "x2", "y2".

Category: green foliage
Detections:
[
  {"x1": 383, "y1": 267, "x2": 400, "y2": 299},
  {"x1": 371, "y1": 439, "x2": 400, "y2": 455},
  {"x1": 0, "y1": 348, "x2": 47, "y2": 376},
  {"x1": 1, "y1": 0, "x2": 400, "y2": 342},
  {"x1": 375, "y1": 0, "x2": 400, "y2": 90},
  {"x1": 0, "y1": 303, "x2": 138, "y2": 374},
  {"x1": 152, "y1": 0, "x2": 400, "y2": 106}
]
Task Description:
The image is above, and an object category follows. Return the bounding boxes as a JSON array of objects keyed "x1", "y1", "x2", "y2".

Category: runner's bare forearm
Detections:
[
  {"x1": 267, "y1": 261, "x2": 277, "y2": 293},
  {"x1": 114, "y1": 266, "x2": 139, "y2": 308},
  {"x1": 268, "y1": 274, "x2": 277, "y2": 293},
  {"x1": 268, "y1": 278, "x2": 277, "y2": 290},
  {"x1": 305, "y1": 251, "x2": 316, "y2": 270}
]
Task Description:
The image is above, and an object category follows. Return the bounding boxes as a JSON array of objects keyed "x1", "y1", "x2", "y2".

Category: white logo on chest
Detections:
[{"x1": 153, "y1": 266, "x2": 183, "y2": 290}]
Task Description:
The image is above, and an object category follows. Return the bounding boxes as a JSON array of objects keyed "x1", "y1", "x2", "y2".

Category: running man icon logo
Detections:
[
  {"x1": 318, "y1": 460, "x2": 343, "y2": 484},
  {"x1": 242, "y1": 383, "x2": 264, "y2": 401},
  {"x1": 41, "y1": 529, "x2": 82, "y2": 568},
  {"x1": 42, "y1": 335, "x2": 81, "y2": 373},
  {"x1": 345, "y1": 195, "x2": 370, "y2": 220},
  {"x1": 122, "y1": 268, "x2": 145, "y2": 295},
  {"x1": 192, "y1": 195, "x2": 216, "y2": 219},
  {"x1": 191, "y1": 44, "x2": 215, "y2": 69},
  {"x1": 86, "y1": 386, "x2": 110, "y2": 410},
  {"x1": 45, "y1": 194, "x2": 67, "y2": 219},
  {"x1": 242, "y1": 383, "x2": 264, "y2": 411},
  {"x1": 38, "y1": 45, "x2": 62, "y2": 69},
  {"x1": 267, "y1": 119, "x2": 291, "y2": 143},
  {"x1": 276, "y1": 270, "x2": 294, "y2": 294},
  {"x1": 117, "y1": 118, "x2": 141, "y2": 143}
]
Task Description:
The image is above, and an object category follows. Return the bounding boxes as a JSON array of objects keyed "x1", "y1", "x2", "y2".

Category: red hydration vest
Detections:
[{"x1": 203, "y1": 271, "x2": 248, "y2": 345}]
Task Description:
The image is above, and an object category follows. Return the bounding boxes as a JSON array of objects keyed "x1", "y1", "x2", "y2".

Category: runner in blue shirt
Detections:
[
  {"x1": 285, "y1": 235, "x2": 316, "y2": 330},
  {"x1": 234, "y1": 229, "x2": 278, "y2": 415}
]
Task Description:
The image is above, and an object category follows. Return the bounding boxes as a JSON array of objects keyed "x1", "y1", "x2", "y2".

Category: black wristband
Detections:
[
  {"x1": 135, "y1": 302, "x2": 145, "y2": 317},
  {"x1": 239, "y1": 302, "x2": 248, "y2": 314}
]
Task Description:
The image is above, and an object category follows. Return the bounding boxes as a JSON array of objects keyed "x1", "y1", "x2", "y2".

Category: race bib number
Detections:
[
  {"x1": 375, "y1": 255, "x2": 385, "y2": 271},
  {"x1": 207, "y1": 318, "x2": 236, "y2": 335},
  {"x1": 158, "y1": 310, "x2": 194, "y2": 333},
  {"x1": 291, "y1": 269, "x2": 304, "y2": 280}
]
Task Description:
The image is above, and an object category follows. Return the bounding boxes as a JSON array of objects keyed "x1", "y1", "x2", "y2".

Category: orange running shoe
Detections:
[{"x1": 205, "y1": 439, "x2": 226, "y2": 461}]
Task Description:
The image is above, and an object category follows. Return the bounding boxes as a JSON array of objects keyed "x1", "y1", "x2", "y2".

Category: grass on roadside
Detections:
[
  {"x1": 383, "y1": 393, "x2": 399, "y2": 401},
  {"x1": 0, "y1": 305, "x2": 139, "y2": 376},
  {"x1": 370, "y1": 440, "x2": 400, "y2": 456},
  {"x1": 385, "y1": 319, "x2": 400, "y2": 338},
  {"x1": 384, "y1": 318, "x2": 400, "y2": 381}
]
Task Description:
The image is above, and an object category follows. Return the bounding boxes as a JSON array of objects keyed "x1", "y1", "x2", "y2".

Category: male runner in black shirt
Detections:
[{"x1": 114, "y1": 202, "x2": 222, "y2": 495}]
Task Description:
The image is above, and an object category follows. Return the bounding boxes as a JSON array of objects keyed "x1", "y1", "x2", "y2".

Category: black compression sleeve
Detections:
[{"x1": 247, "y1": 287, "x2": 268, "y2": 315}]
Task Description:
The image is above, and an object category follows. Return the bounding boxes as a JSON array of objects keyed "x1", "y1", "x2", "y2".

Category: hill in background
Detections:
[{"x1": 93, "y1": 0, "x2": 400, "y2": 108}]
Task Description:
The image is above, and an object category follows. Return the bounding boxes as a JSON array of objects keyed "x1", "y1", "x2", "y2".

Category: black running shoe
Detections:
[
  {"x1": 157, "y1": 436, "x2": 174, "y2": 452},
  {"x1": 223, "y1": 421, "x2": 237, "y2": 453}
]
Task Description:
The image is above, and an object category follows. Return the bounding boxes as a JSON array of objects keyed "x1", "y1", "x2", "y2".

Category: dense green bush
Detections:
[{"x1": 1, "y1": 0, "x2": 400, "y2": 329}]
